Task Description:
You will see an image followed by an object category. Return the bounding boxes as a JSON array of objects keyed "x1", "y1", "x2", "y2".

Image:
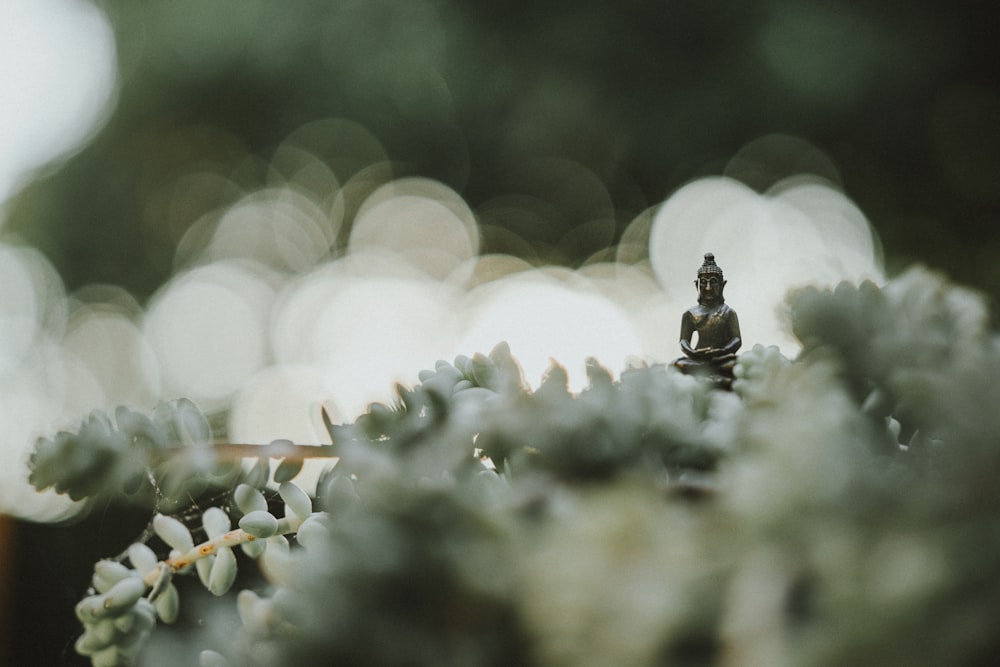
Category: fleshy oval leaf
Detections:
[
  {"x1": 155, "y1": 583, "x2": 180, "y2": 624},
  {"x1": 103, "y1": 577, "x2": 146, "y2": 614},
  {"x1": 241, "y1": 539, "x2": 266, "y2": 559},
  {"x1": 113, "y1": 609, "x2": 136, "y2": 634},
  {"x1": 94, "y1": 560, "x2": 133, "y2": 586},
  {"x1": 208, "y1": 547, "x2": 238, "y2": 596},
  {"x1": 90, "y1": 645, "x2": 122, "y2": 667},
  {"x1": 260, "y1": 539, "x2": 293, "y2": 586},
  {"x1": 202, "y1": 506, "x2": 231, "y2": 539},
  {"x1": 127, "y1": 543, "x2": 159, "y2": 576},
  {"x1": 236, "y1": 589, "x2": 264, "y2": 631},
  {"x1": 243, "y1": 456, "x2": 270, "y2": 489},
  {"x1": 294, "y1": 512, "x2": 330, "y2": 551},
  {"x1": 196, "y1": 555, "x2": 215, "y2": 589},
  {"x1": 234, "y1": 483, "x2": 268, "y2": 515},
  {"x1": 170, "y1": 398, "x2": 211, "y2": 446},
  {"x1": 75, "y1": 625, "x2": 110, "y2": 656},
  {"x1": 132, "y1": 598, "x2": 157, "y2": 632},
  {"x1": 76, "y1": 595, "x2": 110, "y2": 622},
  {"x1": 278, "y1": 482, "x2": 312, "y2": 520},
  {"x1": 274, "y1": 457, "x2": 304, "y2": 483},
  {"x1": 239, "y1": 510, "x2": 278, "y2": 538},
  {"x1": 92, "y1": 561, "x2": 134, "y2": 594},
  {"x1": 153, "y1": 514, "x2": 194, "y2": 553}
]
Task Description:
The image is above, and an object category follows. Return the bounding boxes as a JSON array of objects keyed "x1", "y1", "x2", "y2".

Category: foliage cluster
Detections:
[{"x1": 27, "y1": 268, "x2": 1000, "y2": 666}]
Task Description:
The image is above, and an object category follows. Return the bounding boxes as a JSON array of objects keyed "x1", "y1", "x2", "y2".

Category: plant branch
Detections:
[
  {"x1": 206, "y1": 442, "x2": 339, "y2": 460},
  {"x1": 151, "y1": 441, "x2": 341, "y2": 468},
  {"x1": 143, "y1": 517, "x2": 299, "y2": 591}
]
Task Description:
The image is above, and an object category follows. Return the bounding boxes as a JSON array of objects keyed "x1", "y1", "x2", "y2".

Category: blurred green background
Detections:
[{"x1": 6, "y1": 0, "x2": 1000, "y2": 305}]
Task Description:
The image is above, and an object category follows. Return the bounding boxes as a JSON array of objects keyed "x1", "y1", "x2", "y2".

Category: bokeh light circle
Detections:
[
  {"x1": 0, "y1": 0, "x2": 117, "y2": 204},
  {"x1": 458, "y1": 270, "x2": 642, "y2": 388},
  {"x1": 272, "y1": 262, "x2": 461, "y2": 417},
  {"x1": 650, "y1": 176, "x2": 883, "y2": 355},
  {"x1": 145, "y1": 261, "x2": 278, "y2": 409},
  {"x1": 349, "y1": 178, "x2": 479, "y2": 281}
]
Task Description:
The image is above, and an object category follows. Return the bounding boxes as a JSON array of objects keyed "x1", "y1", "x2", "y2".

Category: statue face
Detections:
[{"x1": 696, "y1": 275, "x2": 724, "y2": 303}]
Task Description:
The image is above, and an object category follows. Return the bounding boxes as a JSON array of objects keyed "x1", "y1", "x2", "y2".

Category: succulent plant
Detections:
[{"x1": 25, "y1": 269, "x2": 1000, "y2": 666}]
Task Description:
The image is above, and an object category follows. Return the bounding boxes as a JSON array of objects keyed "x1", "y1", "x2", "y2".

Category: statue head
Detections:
[{"x1": 694, "y1": 253, "x2": 726, "y2": 305}]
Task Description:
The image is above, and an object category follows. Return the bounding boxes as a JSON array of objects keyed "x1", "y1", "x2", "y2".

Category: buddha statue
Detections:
[{"x1": 673, "y1": 253, "x2": 742, "y2": 389}]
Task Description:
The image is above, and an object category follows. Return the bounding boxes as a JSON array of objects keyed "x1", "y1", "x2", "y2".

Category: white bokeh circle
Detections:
[{"x1": 649, "y1": 176, "x2": 883, "y2": 355}]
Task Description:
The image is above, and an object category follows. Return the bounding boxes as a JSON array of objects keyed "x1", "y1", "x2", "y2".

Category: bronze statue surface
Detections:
[{"x1": 674, "y1": 253, "x2": 741, "y2": 389}]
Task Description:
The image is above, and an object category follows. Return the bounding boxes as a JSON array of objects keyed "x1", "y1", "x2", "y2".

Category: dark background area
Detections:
[
  {"x1": 7, "y1": 0, "x2": 1000, "y2": 303},
  {"x1": 4, "y1": 0, "x2": 1000, "y2": 664}
]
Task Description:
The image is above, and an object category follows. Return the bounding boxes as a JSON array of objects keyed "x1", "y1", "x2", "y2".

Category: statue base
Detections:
[{"x1": 672, "y1": 354, "x2": 737, "y2": 391}]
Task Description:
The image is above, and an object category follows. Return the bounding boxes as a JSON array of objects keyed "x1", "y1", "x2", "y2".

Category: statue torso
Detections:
[{"x1": 686, "y1": 302, "x2": 735, "y2": 349}]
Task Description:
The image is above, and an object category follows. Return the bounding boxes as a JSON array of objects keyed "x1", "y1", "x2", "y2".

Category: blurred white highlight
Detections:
[
  {"x1": 0, "y1": 245, "x2": 65, "y2": 375},
  {"x1": 63, "y1": 305, "x2": 161, "y2": 409},
  {"x1": 0, "y1": 0, "x2": 116, "y2": 205},
  {"x1": 459, "y1": 270, "x2": 642, "y2": 389},
  {"x1": 0, "y1": 132, "x2": 885, "y2": 520},
  {"x1": 649, "y1": 176, "x2": 883, "y2": 355},
  {"x1": 0, "y1": 246, "x2": 90, "y2": 520},
  {"x1": 203, "y1": 187, "x2": 338, "y2": 272},
  {"x1": 145, "y1": 261, "x2": 277, "y2": 411},
  {"x1": 271, "y1": 265, "x2": 461, "y2": 419},
  {"x1": 349, "y1": 178, "x2": 480, "y2": 282}
]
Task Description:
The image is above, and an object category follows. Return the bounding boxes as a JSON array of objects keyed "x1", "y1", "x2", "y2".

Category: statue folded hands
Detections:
[{"x1": 673, "y1": 253, "x2": 741, "y2": 389}]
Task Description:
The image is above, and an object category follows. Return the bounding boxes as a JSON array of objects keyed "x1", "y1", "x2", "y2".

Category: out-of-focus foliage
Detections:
[
  {"x1": 27, "y1": 398, "x2": 267, "y2": 512},
  {"x1": 5, "y1": 0, "x2": 1000, "y2": 302},
  {"x1": 24, "y1": 270, "x2": 1000, "y2": 666},
  {"x1": 7, "y1": 1, "x2": 1000, "y2": 664}
]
